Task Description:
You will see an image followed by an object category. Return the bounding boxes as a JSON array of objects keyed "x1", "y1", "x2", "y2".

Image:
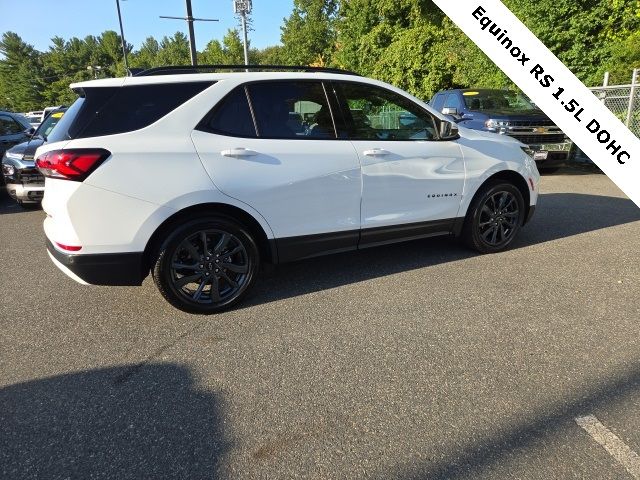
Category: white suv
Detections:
[{"x1": 36, "y1": 66, "x2": 540, "y2": 313}]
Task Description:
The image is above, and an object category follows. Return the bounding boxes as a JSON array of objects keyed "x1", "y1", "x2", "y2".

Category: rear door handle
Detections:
[
  {"x1": 221, "y1": 148, "x2": 258, "y2": 157},
  {"x1": 363, "y1": 148, "x2": 390, "y2": 157}
]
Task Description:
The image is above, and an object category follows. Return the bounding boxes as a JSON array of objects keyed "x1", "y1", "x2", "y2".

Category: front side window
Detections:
[
  {"x1": 246, "y1": 81, "x2": 336, "y2": 139},
  {"x1": 336, "y1": 82, "x2": 438, "y2": 141},
  {"x1": 444, "y1": 94, "x2": 462, "y2": 111},
  {"x1": 432, "y1": 93, "x2": 446, "y2": 112},
  {"x1": 0, "y1": 115, "x2": 23, "y2": 135}
]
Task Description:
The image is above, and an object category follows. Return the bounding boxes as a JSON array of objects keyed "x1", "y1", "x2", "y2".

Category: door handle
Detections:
[
  {"x1": 362, "y1": 148, "x2": 390, "y2": 157},
  {"x1": 221, "y1": 148, "x2": 258, "y2": 157}
]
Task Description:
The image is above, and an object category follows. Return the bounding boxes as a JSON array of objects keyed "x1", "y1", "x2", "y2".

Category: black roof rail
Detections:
[{"x1": 134, "y1": 64, "x2": 361, "y2": 77}]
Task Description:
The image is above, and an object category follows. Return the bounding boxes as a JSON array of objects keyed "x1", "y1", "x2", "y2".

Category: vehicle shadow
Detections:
[
  {"x1": 0, "y1": 192, "x2": 41, "y2": 215},
  {"x1": 246, "y1": 192, "x2": 639, "y2": 307},
  {"x1": 400, "y1": 363, "x2": 640, "y2": 479},
  {"x1": 0, "y1": 363, "x2": 229, "y2": 479}
]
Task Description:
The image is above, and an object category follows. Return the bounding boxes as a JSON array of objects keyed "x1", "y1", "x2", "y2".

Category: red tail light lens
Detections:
[
  {"x1": 55, "y1": 242, "x2": 82, "y2": 252},
  {"x1": 36, "y1": 149, "x2": 111, "y2": 181}
]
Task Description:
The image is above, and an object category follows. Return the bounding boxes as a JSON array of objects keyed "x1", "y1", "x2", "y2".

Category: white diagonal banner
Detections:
[{"x1": 432, "y1": 0, "x2": 640, "y2": 208}]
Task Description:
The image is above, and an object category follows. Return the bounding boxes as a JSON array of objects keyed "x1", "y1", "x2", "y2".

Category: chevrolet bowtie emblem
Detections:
[{"x1": 533, "y1": 127, "x2": 548, "y2": 133}]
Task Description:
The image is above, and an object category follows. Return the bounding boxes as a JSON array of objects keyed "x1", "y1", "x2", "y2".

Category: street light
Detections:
[
  {"x1": 115, "y1": 0, "x2": 130, "y2": 72},
  {"x1": 233, "y1": 0, "x2": 252, "y2": 66}
]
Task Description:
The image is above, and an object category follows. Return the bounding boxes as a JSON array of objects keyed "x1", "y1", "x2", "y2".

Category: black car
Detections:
[{"x1": 2, "y1": 108, "x2": 67, "y2": 205}]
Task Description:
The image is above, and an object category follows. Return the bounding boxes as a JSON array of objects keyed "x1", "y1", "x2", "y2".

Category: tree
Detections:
[
  {"x1": 0, "y1": 32, "x2": 45, "y2": 111},
  {"x1": 280, "y1": 0, "x2": 338, "y2": 65},
  {"x1": 131, "y1": 37, "x2": 160, "y2": 69},
  {"x1": 156, "y1": 32, "x2": 191, "y2": 66}
]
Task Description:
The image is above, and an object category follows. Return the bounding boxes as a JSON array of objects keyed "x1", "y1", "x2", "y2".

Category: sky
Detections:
[{"x1": 0, "y1": 0, "x2": 294, "y2": 52}]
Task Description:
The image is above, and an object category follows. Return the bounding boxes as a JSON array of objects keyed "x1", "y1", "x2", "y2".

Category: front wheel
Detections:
[
  {"x1": 152, "y1": 216, "x2": 259, "y2": 314},
  {"x1": 462, "y1": 181, "x2": 525, "y2": 253}
]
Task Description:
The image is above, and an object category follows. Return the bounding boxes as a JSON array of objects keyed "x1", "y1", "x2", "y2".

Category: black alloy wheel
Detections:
[
  {"x1": 153, "y1": 217, "x2": 258, "y2": 313},
  {"x1": 463, "y1": 181, "x2": 525, "y2": 253}
]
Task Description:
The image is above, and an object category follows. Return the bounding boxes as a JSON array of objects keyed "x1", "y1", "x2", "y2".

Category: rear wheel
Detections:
[
  {"x1": 462, "y1": 181, "x2": 525, "y2": 253},
  {"x1": 152, "y1": 216, "x2": 259, "y2": 314}
]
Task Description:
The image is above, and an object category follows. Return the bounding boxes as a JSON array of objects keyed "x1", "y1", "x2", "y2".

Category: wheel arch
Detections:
[
  {"x1": 454, "y1": 169, "x2": 532, "y2": 236},
  {"x1": 141, "y1": 202, "x2": 277, "y2": 278}
]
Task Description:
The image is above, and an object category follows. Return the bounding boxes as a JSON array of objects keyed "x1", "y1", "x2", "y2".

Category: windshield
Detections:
[
  {"x1": 462, "y1": 90, "x2": 540, "y2": 111},
  {"x1": 35, "y1": 110, "x2": 65, "y2": 139}
]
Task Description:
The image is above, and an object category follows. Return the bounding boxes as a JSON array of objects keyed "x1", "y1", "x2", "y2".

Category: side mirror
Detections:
[
  {"x1": 439, "y1": 120, "x2": 459, "y2": 140},
  {"x1": 24, "y1": 127, "x2": 35, "y2": 137},
  {"x1": 441, "y1": 107, "x2": 458, "y2": 116}
]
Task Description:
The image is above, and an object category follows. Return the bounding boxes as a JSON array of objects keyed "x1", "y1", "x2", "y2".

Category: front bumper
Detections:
[
  {"x1": 5, "y1": 182, "x2": 44, "y2": 203},
  {"x1": 46, "y1": 239, "x2": 146, "y2": 286},
  {"x1": 527, "y1": 141, "x2": 572, "y2": 167}
]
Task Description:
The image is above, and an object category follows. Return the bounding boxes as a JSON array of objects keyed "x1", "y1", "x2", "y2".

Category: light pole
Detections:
[
  {"x1": 160, "y1": 0, "x2": 219, "y2": 66},
  {"x1": 233, "y1": 0, "x2": 252, "y2": 66},
  {"x1": 115, "y1": 0, "x2": 130, "y2": 72}
]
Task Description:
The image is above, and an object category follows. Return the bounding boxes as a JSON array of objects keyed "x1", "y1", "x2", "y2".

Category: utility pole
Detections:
[
  {"x1": 233, "y1": 0, "x2": 252, "y2": 66},
  {"x1": 115, "y1": 0, "x2": 130, "y2": 72},
  {"x1": 161, "y1": 0, "x2": 219, "y2": 66}
]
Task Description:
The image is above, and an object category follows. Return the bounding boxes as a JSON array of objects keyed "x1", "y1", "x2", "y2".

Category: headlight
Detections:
[
  {"x1": 5, "y1": 151, "x2": 24, "y2": 160},
  {"x1": 521, "y1": 146, "x2": 535, "y2": 158},
  {"x1": 485, "y1": 119, "x2": 509, "y2": 133},
  {"x1": 2, "y1": 164, "x2": 15, "y2": 176}
]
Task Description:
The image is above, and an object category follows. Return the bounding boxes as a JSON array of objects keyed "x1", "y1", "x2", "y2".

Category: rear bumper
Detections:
[{"x1": 46, "y1": 239, "x2": 145, "y2": 286}]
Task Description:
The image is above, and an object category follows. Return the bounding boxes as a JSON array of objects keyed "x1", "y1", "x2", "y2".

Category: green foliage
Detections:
[
  {"x1": 0, "y1": 32, "x2": 45, "y2": 111},
  {"x1": 280, "y1": 0, "x2": 339, "y2": 65}
]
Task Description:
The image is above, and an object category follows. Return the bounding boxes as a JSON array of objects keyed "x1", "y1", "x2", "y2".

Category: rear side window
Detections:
[
  {"x1": 50, "y1": 82, "x2": 214, "y2": 141},
  {"x1": 246, "y1": 81, "x2": 336, "y2": 139},
  {"x1": 197, "y1": 86, "x2": 257, "y2": 137}
]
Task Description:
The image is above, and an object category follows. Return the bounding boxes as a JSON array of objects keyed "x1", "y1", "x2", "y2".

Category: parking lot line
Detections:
[{"x1": 576, "y1": 415, "x2": 640, "y2": 479}]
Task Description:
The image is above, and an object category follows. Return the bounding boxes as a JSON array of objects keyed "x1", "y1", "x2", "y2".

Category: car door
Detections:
[
  {"x1": 191, "y1": 80, "x2": 362, "y2": 261},
  {"x1": 333, "y1": 81, "x2": 465, "y2": 246}
]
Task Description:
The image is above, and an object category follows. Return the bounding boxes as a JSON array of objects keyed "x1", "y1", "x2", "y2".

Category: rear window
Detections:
[{"x1": 49, "y1": 82, "x2": 214, "y2": 141}]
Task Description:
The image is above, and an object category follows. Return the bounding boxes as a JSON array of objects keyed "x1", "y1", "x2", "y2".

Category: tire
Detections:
[
  {"x1": 462, "y1": 180, "x2": 525, "y2": 254},
  {"x1": 152, "y1": 216, "x2": 259, "y2": 314}
]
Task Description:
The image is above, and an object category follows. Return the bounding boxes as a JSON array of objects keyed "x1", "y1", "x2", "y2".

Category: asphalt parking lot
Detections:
[{"x1": 1, "y1": 169, "x2": 639, "y2": 479}]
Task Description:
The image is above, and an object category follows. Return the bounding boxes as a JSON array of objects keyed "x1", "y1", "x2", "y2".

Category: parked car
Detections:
[
  {"x1": 429, "y1": 89, "x2": 572, "y2": 172},
  {"x1": 0, "y1": 111, "x2": 33, "y2": 189},
  {"x1": 24, "y1": 111, "x2": 44, "y2": 128},
  {"x1": 2, "y1": 108, "x2": 67, "y2": 205},
  {"x1": 36, "y1": 66, "x2": 540, "y2": 313}
]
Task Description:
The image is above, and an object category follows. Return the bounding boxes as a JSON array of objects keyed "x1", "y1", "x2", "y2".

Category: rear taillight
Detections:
[
  {"x1": 36, "y1": 148, "x2": 111, "y2": 181},
  {"x1": 55, "y1": 242, "x2": 82, "y2": 252}
]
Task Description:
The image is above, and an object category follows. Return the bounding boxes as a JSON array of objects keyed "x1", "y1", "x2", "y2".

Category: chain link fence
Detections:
[
  {"x1": 573, "y1": 70, "x2": 639, "y2": 163},
  {"x1": 589, "y1": 83, "x2": 640, "y2": 137}
]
